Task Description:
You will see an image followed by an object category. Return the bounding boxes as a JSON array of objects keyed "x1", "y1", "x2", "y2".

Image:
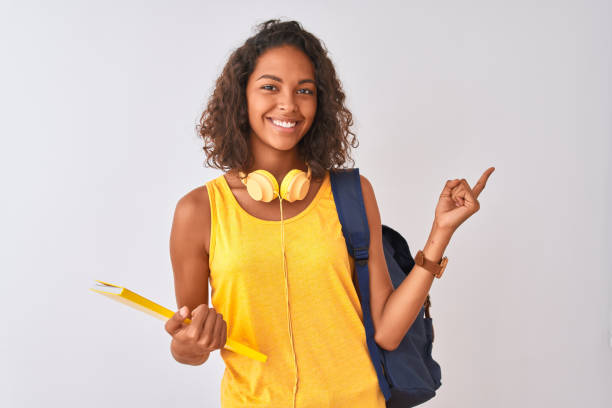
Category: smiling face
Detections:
[{"x1": 245, "y1": 45, "x2": 317, "y2": 153}]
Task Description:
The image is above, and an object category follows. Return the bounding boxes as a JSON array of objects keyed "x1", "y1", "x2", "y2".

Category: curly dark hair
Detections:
[{"x1": 196, "y1": 19, "x2": 358, "y2": 181}]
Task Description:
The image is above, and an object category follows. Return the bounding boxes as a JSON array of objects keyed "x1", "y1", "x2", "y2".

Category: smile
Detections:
[{"x1": 267, "y1": 117, "x2": 300, "y2": 131}]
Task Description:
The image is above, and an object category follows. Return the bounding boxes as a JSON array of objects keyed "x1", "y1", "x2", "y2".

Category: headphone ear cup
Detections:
[
  {"x1": 280, "y1": 169, "x2": 310, "y2": 202},
  {"x1": 245, "y1": 170, "x2": 279, "y2": 202}
]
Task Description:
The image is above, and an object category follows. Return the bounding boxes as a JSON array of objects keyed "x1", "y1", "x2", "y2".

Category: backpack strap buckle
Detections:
[{"x1": 353, "y1": 247, "x2": 369, "y2": 265}]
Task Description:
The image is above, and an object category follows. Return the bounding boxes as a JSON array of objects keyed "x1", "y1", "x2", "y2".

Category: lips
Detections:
[
  {"x1": 266, "y1": 117, "x2": 301, "y2": 131},
  {"x1": 268, "y1": 116, "x2": 300, "y2": 123}
]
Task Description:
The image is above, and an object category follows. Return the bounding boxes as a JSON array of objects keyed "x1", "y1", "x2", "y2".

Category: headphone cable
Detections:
[{"x1": 279, "y1": 196, "x2": 299, "y2": 407}]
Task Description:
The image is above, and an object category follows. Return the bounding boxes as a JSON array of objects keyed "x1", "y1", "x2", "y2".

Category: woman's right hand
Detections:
[{"x1": 165, "y1": 303, "x2": 227, "y2": 365}]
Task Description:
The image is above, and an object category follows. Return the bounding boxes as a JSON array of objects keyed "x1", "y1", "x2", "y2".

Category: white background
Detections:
[{"x1": 1, "y1": 0, "x2": 610, "y2": 407}]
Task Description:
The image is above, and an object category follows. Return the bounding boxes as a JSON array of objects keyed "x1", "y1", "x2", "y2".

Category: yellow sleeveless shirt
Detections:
[{"x1": 206, "y1": 169, "x2": 386, "y2": 408}]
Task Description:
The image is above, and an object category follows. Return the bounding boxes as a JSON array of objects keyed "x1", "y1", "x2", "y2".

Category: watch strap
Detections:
[{"x1": 415, "y1": 250, "x2": 448, "y2": 279}]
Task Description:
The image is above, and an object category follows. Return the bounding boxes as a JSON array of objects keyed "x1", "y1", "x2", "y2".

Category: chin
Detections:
[
  {"x1": 261, "y1": 132, "x2": 304, "y2": 152},
  {"x1": 268, "y1": 140, "x2": 301, "y2": 152}
]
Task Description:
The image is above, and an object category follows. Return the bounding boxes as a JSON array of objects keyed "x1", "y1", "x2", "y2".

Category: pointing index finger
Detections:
[{"x1": 472, "y1": 167, "x2": 495, "y2": 198}]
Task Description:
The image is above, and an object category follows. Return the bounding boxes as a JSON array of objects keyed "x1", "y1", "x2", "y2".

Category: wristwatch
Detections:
[{"x1": 415, "y1": 250, "x2": 448, "y2": 279}]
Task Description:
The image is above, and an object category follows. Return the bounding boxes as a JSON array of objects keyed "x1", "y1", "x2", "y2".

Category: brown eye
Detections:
[
  {"x1": 297, "y1": 88, "x2": 314, "y2": 95},
  {"x1": 261, "y1": 85, "x2": 277, "y2": 91}
]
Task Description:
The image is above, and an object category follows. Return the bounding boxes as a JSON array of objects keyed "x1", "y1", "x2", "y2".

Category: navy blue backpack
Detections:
[{"x1": 329, "y1": 168, "x2": 442, "y2": 407}]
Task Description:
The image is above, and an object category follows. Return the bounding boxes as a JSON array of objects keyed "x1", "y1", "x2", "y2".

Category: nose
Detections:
[{"x1": 277, "y1": 90, "x2": 297, "y2": 112}]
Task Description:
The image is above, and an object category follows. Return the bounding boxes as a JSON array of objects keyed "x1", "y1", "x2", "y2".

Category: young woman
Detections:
[{"x1": 164, "y1": 19, "x2": 494, "y2": 408}]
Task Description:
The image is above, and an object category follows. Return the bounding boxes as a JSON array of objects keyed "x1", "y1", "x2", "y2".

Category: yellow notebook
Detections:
[{"x1": 90, "y1": 280, "x2": 267, "y2": 363}]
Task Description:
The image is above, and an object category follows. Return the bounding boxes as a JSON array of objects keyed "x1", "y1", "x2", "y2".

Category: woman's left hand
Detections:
[{"x1": 433, "y1": 167, "x2": 495, "y2": 234}]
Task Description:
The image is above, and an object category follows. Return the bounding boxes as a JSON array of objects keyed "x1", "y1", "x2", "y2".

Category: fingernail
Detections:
[{"x1": 180, "y1": 306, "x2": 188, "y2": 318}]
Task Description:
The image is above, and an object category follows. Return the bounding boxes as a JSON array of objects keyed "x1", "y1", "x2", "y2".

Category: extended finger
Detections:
[{"x1": 472, "y1": 167, "x2": 495, "y2": 198}]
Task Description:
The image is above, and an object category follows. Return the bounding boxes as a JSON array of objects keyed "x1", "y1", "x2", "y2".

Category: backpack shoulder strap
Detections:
[
  {"x1": 329, "y1": 168, "x2": 392, "y2": 401},
  {"x1": 329, "y1": 168, "x2": 370, "y2": 261}
]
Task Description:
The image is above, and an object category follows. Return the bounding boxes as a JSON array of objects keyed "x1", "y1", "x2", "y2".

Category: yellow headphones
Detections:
[{"x1": 238, "y1": 164, "x2": 312, "y2": 203}]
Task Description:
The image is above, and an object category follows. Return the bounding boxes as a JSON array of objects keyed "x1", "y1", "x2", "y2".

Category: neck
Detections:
[{"x1": 244, "y1": 135, "x2": 307, "y2": 182}]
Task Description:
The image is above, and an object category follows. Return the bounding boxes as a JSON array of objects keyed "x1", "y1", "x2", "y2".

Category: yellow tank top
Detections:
[{"x1": 206, "y1": 169, "x2": 386, "y2": 408}]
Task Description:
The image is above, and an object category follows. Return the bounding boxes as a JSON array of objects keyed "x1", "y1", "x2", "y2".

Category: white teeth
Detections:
[{"x1": 272, "y1": 119, "x2": 296, "y2": 128}]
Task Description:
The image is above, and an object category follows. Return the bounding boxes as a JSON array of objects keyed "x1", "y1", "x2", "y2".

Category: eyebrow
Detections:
[{"x1": 256, "y1": 74, "x2": 315, "y2": 85}]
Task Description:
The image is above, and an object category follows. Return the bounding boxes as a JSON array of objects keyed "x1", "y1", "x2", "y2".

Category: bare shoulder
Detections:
[
  {"x1": 358, "y1": 173, "x2": 383, "y2": 235},
  {"x1": 169, "y1": 183, "x2": 213, "y2": 311},
  {"x1": 177, "y1": 184, "x2": 210, "y2": 214},
  {"x1": 172, "y1": 183, "x2": 212, "y2": 255},
  {"x1": 359, "y1": 174, "x2": 377, "y2": 207}
]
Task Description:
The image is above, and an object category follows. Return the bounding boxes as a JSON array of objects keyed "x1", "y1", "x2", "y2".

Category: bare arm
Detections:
[
  {"x1": 379, "y1": 225, "x2": 449, "y2": 350},
  {"x1": 358, "y1": 175, "x2": 395, "y2": 350},
  {"x1": 359, "y1": 174, "x2": 449, "y2": 351},
  {"x1": 168, "y1": 185, "x2": 213, "y2": 364}
]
